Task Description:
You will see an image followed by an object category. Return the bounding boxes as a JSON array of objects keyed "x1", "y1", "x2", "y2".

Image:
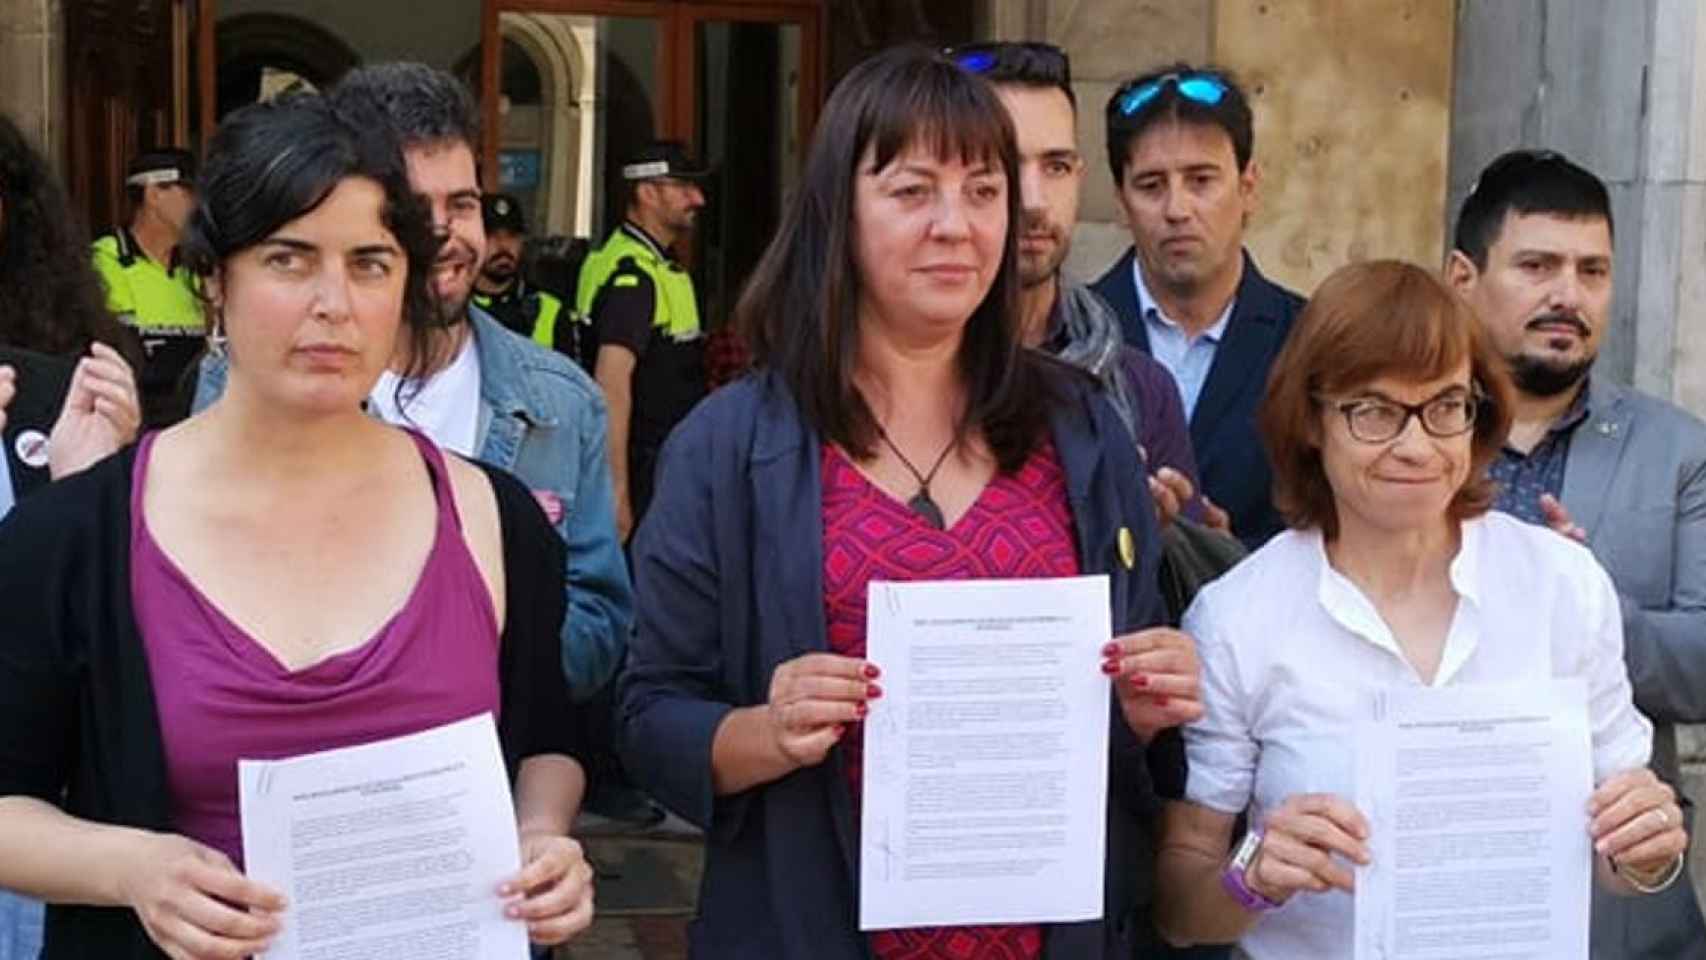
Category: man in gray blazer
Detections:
[{"x1": 1449, "y1": 149, "x2": 1706, "y2": 959}]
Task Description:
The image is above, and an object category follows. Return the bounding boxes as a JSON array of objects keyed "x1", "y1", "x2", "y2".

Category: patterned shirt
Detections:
[
  {"x1": 821, "y1": 440, "x2": 1080, "y2": 960},
  {"x1": 1489, "y1": 382, "x2": 1592, "y2": 525}
]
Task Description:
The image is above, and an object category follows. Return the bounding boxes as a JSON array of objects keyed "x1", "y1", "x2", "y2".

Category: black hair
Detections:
[
  {"x1": 1452, "y1": 150, "x2": 1613, "y2": 270},
  {"x1": 177, "y1": 93, "x2": 441, "y2": 378},
  {"x1": 949, "y1": 42, "x2": 1075, "y2": 110},
  {"x1": 738, "y1": 45, "x2": 1062, "y2": 473},
  {"x1": 329, "y1": 61, "x2": 481, "y2": 154},
  {"x1": 1104, "y1": 63, "x2": 1253, "y2": 185},
  {"x1": 0, "y1": 113, "x2": 135, "y2": 358}
]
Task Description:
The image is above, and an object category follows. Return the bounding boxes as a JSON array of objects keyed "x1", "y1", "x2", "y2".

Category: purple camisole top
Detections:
[{"x1": 130, "y1": 429, "x2": 501, "y2": 864}]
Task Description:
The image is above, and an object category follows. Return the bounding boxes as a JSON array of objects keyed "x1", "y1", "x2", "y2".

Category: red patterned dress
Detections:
[{"x1": 820, "y1": 440, "x2": 1081, "y2": 960}]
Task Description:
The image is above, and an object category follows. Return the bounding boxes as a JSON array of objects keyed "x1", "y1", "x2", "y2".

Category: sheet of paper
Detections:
[
  {"x1": 1354, "y1": 679, "x2": 1592, "y2": 960},
  {"x1": 859, "y1": 575, "x2": 1112, "y2": 930},
  {"x1": 239, "y1": 713, "x2": 528, "y2": 960}
]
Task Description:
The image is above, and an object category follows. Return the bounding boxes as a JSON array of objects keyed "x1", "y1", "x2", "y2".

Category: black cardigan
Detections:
[{"x1": 0, "y1": 444, "x2": 584, "y2": 958}]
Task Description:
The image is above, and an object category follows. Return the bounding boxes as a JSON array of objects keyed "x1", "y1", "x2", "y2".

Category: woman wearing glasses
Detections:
[{"x1": 1153, "y1": 260, "x2": 1687, "y2": 957}]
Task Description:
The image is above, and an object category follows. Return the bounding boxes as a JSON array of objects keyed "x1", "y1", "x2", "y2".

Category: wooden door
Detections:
[{"x1": 64, "y1": 0, "x2": 188, "y2": 233}]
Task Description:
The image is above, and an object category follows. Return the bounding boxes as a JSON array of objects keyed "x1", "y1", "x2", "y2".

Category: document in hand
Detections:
[
  {"x1": 239, "y1": 713, "x2": 529, "y2": 960},
  {"x1": 859, "y1": 575, "x2": 1112, "y2": 931},
  {"x1": 1353, "y1": 679, "x2": 1593, "y2": 960}
]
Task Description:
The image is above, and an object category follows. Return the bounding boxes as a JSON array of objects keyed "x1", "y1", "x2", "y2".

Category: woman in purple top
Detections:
[{"x1": 0, "y1": 94, "x2": 593, "y2": 958}]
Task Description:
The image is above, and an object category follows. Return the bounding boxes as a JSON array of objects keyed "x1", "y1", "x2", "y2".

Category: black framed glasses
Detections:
[
  {"x1": 1467, "y1": 148, "x2": 1568, "y2": 197},
  {"x1": 1111, "y1": 71, "x2": 1231, "y2": 118},
  {"x1": 1321, "y1": 389, "x2": 1482, "y2": 444},
  {"x1": 944, "y1": 41, "x2": 1071, "y2": 89}
]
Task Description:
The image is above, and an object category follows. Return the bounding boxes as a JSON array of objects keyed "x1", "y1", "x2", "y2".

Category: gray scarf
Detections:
[{"x1": 1049, "y1": 278, "x2": 1140, "y2": 445}]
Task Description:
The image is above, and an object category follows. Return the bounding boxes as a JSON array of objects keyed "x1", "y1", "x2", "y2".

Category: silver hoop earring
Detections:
[{"x1": 206, "y1": 309, "x2": 229, "y2": 361}]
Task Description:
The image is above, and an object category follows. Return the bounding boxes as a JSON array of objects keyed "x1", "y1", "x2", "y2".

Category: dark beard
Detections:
[{"x1": 1509, "y1": 352, "x2": 1593, "y2": 397}]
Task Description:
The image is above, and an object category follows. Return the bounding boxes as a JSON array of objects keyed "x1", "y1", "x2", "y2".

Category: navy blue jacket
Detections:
[
  {"x1": 1091, "y1": 250, "x2": 1304, "y2": 548},
  {"x1": 620, "y1": 370, "x2": 1181, "y2": 958}
]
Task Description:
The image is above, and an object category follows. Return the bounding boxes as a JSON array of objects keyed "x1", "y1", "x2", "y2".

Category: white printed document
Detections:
[
  {"x1": 859, "y1": 575, "x2": 1112, "y2": 930},
  {"x1": 1354, "y1": 679, "x2": 1593, "y2": 960},
  {"x1": 239, "y1": 713, "x2": 528, "y2": 960}
]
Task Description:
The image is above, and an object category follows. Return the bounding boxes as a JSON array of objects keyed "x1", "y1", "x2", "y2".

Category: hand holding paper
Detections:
[{"x1": 1102, "y1": 627, "x2": 1205, "y2": 742}]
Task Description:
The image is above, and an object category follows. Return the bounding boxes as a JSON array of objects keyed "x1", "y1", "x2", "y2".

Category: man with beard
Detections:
[
  {"x1": 948, "y1": 42, "x2": 1215, "y2": 527},
  {"x1": 1091, "y1": 66, "x2": 1304, "y2": 548},
  {"x1": 575, "y1": 141, "x2": 708, "y2": 542},
  {"x1": 194, "y1": 65, "x2": 634, "y2": 714},
  {"x1": 472, "y1": 192, "x2": 571, "y2": 357},
  {"x1": 1448, "y1": 149, "x2": 1706, "y2": 959}
]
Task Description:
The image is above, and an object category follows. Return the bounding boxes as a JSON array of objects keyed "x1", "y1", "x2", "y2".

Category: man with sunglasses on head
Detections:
[
  {"x1": 947, "y1": 42, "x2": 1209, "y2": 527},
  {"x1": 1447, "y1": 150, "x2": 1706, "y2": 959},
  {"x1": 1092, "y1": 65, "x2": 1304, "y2": 549}
]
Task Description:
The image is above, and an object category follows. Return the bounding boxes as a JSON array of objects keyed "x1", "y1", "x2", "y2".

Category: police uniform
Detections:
[
  {"x1": 472, "y1": 193, "x2": 575, "y2": 357},
  {"x1": 576, "y1": 220, "x2": 706, "y2": 521},
  {"x1": 91, "y1": 152, "x2": 203, "y2": 428}
]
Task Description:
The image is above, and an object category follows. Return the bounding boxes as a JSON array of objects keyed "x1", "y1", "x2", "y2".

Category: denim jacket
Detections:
[{"x1": 193, "y1": 305, "x2": 634, "y2": 700}]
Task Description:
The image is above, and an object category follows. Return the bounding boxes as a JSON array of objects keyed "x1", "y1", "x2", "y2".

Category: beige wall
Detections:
[
  {"x1": 988, "y1": 0, "x2": 1454, "y2": 299},
  {"x1": 0, "y1": 0, "x2": 64, "y2": 165}
]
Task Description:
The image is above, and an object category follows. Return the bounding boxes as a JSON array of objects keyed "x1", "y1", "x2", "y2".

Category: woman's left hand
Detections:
[
  {"x1": 502, "y1": 832, "x2": 595, "y2": 946},
  {"x1": 1589, "y1": 769, "x2": 1687, "y2": 880},
  {"x1": 1103, "y1": 628, "x2": 1204, "y2": 743}
]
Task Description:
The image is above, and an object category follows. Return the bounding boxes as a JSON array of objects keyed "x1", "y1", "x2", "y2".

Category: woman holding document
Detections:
[
  {"x1": 1153, "y1": 260, "x2": 1688, "y2": 957},
  {"x1": 0, "y1": 94, "x2": 593, "y2": 957},
  {"x1": 620, "y1": 46, "x2": 1201, "y2": 958}
]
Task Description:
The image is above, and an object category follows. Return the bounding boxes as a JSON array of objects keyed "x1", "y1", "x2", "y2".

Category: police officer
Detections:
[
  {"x1": 472, "y1": 192, "x2": 573, "y2": 357},
  {"x1": 577, "y1": 141, "x2": 709, "y2": 541},
  {"x1": 91, "y1": 149, "x2": 203, "y2": 428}
]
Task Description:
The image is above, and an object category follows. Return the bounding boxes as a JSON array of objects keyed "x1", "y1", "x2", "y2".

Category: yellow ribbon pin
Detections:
[{"x1": 1118, "y1": 526, "x2": 1136, "y2": 570}]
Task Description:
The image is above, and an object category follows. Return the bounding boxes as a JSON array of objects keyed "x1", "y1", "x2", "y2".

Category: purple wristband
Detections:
[{"x1": 1221, "y1": 831, "x2": 1282, "y2": 913}]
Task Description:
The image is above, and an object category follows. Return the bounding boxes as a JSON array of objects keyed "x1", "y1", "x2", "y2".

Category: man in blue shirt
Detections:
[
  {"x1": 1091, "y1": 64, "x2": 1304, "y2": 547},
  {"x1": 1448, "y1": 149, "x2": 1706, "y2": 959}
]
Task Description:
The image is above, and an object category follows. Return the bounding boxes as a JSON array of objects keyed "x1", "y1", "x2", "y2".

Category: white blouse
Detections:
[{"x1": 1182, "y1": 511, "x2": 1652, "y2": 960}]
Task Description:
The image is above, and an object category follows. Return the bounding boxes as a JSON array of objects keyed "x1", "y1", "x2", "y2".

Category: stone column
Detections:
[{"x1": 0, "y1": 0, "x2": 64, "y2": 165}]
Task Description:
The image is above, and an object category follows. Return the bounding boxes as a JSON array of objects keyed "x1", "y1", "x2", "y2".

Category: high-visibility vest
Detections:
[
  {"x1": 90, "y1": 230, "x2": 203, "y2": 335},
  {"x1": 574, "y1": 224, "x2": 701, "y2": 342},
  {"x1": 473, "y1": 285, "x2": 565, "y2": 349}
]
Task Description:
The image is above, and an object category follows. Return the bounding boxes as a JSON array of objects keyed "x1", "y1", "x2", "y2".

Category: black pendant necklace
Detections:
[{"x1": 875, "y1": 427, "x2": 957, "y2": 530}]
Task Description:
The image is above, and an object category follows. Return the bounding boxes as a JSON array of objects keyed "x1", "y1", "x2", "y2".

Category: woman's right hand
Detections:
[
  {"x1": 119, "y1": 832, "x2": 287, "y2": 960},
  {"x1": 1246, "y1": 793, "x2": 1371, "y2": 904},
  {"x1": 765, "y1": 653, "x2": 879, "y2": 769}
]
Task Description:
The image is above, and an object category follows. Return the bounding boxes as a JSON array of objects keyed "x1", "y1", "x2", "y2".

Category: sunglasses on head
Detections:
[
  {"x1": 1113, "y1": 71, "x2": 1231, "y2": 117},
  {"x1": 944, "y1": 42, "x2": 1071, "y2": 86}
]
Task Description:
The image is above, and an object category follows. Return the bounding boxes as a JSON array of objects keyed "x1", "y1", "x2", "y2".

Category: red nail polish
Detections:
[
  {"x1": 834, "y1": 725, "x2": 847, "y2": 737},
  {"x1": 1155, "y1": 696, "x2": 1170, "y2": 707},
  {"x1": 864, "y1": 663, "x2": 882, "y2": 679},
  {"x1": 867, "y1": 683, "x2": 883, "y2": 699},
  {"x1": 1102, "y1": 642, "x2": 1119, "y2": 657},
  {"x1": 855, "y1": 703, "x2": 868, "y2": 718},
  {"x1": 1100, "y1": 660, "x2": 1121, "y2": 675},
  {"x1": 1130, "y1": 673, "x2": 1149, "y2": 688}
]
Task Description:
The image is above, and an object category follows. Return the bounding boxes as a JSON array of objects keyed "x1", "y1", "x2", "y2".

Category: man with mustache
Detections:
[
  {"x1": 1448, "y1": 149, "x2": 1706, "y2": 959},
  {"x1": 194, "y1": 64, "x2": 634, "y2": 712},
  {"x1": 947, "y1": 42, "x2": 1210, "y2": 528},
  {"x1": 1091, "y1": 65, "x2": 1304, "y2": 549},
  {"x1": 472, "y1": 192, "x2": 571, "y2": 358}
]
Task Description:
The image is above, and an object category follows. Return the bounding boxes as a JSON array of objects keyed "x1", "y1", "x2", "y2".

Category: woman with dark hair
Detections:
[
  {"x1": 0, "y1": 114, "x2": 142, "y2": 960},
  {"x1": 620, "y1": 46, "x2": 1201, "y2": 958},
  {"x1": 0, "y1": 94, "x2": 594, "y2": 958},
  {"x1": 1154, "y1": 261, "x2": 1685, "y2": 958}
]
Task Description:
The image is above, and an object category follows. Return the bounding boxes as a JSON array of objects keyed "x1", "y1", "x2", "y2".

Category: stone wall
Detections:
[{"x1": 0, "y1": 0, "x2": 64, "y2": 164}]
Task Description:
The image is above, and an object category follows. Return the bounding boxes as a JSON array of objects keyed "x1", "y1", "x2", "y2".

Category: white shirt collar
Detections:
[
  {"x1": 1308, "y1": 517, "x2": 1485, "y2": 686},
  {"x1": 1131, "y1": 255, "x2": 1234, "y2": 341}
]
